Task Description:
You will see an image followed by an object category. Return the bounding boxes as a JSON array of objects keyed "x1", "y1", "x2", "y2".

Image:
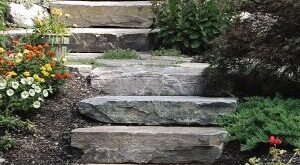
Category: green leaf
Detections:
[
  {"x1": 191, "y1": 40, "x2": 200, "y2": 48},
  {"x1": 184, "y1": 40, "x2": 189, "y2": 48},
  {"x1": 189, "y1": 33, "x2": 200, "y2": 39}
]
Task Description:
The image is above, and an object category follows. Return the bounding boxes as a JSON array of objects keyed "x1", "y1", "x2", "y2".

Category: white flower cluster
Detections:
[{"x1": 0, "y1": 78, "x2": 53, "y2": 109}]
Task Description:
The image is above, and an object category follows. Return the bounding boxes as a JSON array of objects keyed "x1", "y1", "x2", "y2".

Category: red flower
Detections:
[
  {"x1": 268, "y1": 136, "x2": 282, "y2": 147},
  {"x1": 54, "y1": 73, "x2": 63, "y2": 79}
]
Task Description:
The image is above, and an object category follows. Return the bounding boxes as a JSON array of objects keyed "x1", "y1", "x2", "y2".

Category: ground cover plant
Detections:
[
  {"x1": 203, "y1": 0, "x2": 300, "y2": 97},
  {"x1": 152, "y1": 48, "x2": 182, "y2": 57},
  {"x1": 152, "y1": 0, "x2": 236, "y2": 54},
  {"x1": 219, "y1": 97, "x2": 300, "y2": 151},
  {"x1": 102, "y1": 49, "x2": 138, "y2": 59}
]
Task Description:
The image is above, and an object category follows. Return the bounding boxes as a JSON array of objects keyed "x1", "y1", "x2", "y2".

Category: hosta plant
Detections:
[{"x1": 152, "y1": 0, "x2": 236, "y2": 54}]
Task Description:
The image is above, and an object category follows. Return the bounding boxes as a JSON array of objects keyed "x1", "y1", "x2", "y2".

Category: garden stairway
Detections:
[
  {"x1": 52, "y1": 1, "x2": 237, "y2": 164},
  {"x1": 4, "y1": 0, "x2": 237, "y2": 164},
  {"x1": 68, "y1": 53, "x2": 237, "y2": 164}
]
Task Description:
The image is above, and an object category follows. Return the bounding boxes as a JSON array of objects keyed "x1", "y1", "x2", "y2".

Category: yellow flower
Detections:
[
  {"x1": 34, "y1": 17, "x2": 44, "y2": 27},
  {"x1": 40, "y1": 66, "x2": 46, "y2": 71},
  {"x1": 7, "y1": 71, "x2": 17, "y2": 77},
  {"x1": 51, "y1": 74, "x2": 55, "y2": 77},
  {"x1": 39, "y1": 78, "x2": 45, "y2": 83},
  {"x1": 51, "y1": 8, "x2": 63, "y2": 17},
  {"x1": 24, "y1": 49, "x2": 30, "y2": 54},
  {"x1": 0, "y1": 47, "x2": 5, "y2": 53},
  {"x1": 17, "y1": 53, "x2": 23, "y2": 58},
  {"x1": 16, "y1": 58, "x2": 22, "y2": 63},
  {"x1": 23, "y1": 71, "x2": 31, "y2": 77},
  {"x1": 41, "y1": 71, "x2": 49, "y2": 77},
  {"x1": 46, "y1": 66, "x2": 52, "y2": 72},
  {"x1": 33, "y1": 74, "x2": 40, "y2": 81}
]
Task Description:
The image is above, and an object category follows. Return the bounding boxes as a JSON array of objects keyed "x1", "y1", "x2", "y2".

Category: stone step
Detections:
[
  {"x1": 67, "y1": 52, "x2": 193, "y2": 61},
  {"x1": 50, "y1": 1, "x2": 153, "y2": 28},
  {"x1": 90, "y1": 62, "x2": 209, "y2": 96},
  {"x1": 71, "y1": 126, "x2": 228, "y2": 164},
  {"x1": 3, "y1": 28, "x2": 157, "y2": 53},
  {"x1": 79, "y1": 96, "x2": 237, "y2": 125}
]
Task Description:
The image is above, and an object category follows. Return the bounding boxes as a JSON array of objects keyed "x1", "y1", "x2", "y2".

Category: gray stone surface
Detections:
[
  {"x1": 7, "y1": 3, "x2": 49, "y2": 28},
  {"x1": 79, "y1": 96, "x2": 237, "y2": 125},
  {"x1": 71, "y1": 126, "x2": 228, "y2": 164},
  {"x1": 66, "y1": 65, "x2": 92, "y2": 78},
  {"x1": 67, "y1": 52, "x2": 193, "y2": 62},
  {"x1": 90, "y1": 63, "x2": 209, "y2": 96},
  {"x1": 50, "y1": 1, "x2": 153, "y2": 28},
  {"x1": 3, "y1": 28, "x2": 157, "y2": 52}
]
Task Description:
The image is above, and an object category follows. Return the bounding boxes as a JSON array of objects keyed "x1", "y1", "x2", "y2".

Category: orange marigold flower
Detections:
[
  {"x1": 32, "y1": 46, "x2": 39, "y2": 52},
  {"x1": 24, "y1": 44, "x2": 33, "y2": 50},
  {"x1": 54, "y1": 73, "x2": 63, "y2": 79},
  {"x1": 43, "y1": 43, "x2": 50, "y2": 48},
  {"x1": 25, "y1": 52, "x2": 35, "y2": 61},
  {"x1": 37, "y1": 45, "x2": 43, "y2": 51},
  {"x1": 6, "y1": 60, "x2": 16, "y2": 66},
  {"x1": 12, "y1": 39, "x2": 19, "y2": 47},
  {"x1": 48, "y1": 50, "x2": 56, "y2": 57},
  {"x1": 62, "y1": 73, "x2": 72, "y2": 79},
  {"x1": 50, "y1": 61, "x2": 56, "y2": 67}
]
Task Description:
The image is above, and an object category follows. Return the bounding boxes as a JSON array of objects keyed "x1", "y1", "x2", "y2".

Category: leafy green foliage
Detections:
[
  {"x1": 152, "y1": 48, "x2": 182, "y2": 56},
  {"x1": 0, "y1": 0, "x2": 7, "y2": 46},
  {"x1": 203, "y1": 0, "x2": 300, "y2": 97},
  {"x1": 0, "y1": 115, "x2": 35, "y2": 133},
  {"x1": 0, "y1": 132, "x2": 16, "y2": 151},
  {"x1": 102, "y1": 49, "x2": 139, "y2": 59},
  {"x1": 219, "y1": 97, "x2": 300, "y2": 151},
  {"x1": 152, "y1": 0, "x2": 236, "y2": 54}
]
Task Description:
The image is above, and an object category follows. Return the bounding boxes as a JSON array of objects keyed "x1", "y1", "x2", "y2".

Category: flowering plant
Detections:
[
  {"x1": 0, "y1": 41, "x2": 70, "y2": 113},
  {"x1": 245, "y1": 136, "x2": 300, "y2": 165},
  {"x1": 33, "y1": 8, "x2": 70, "y2": 37}
]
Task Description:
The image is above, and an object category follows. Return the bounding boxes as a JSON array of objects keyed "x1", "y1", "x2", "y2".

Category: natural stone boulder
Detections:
[
  {"x1": 79, "y1": 96, "x2": 237, "y2": 125},
  {"x1": 69, "y1": 28, "x2": 156, "y2": 52},
  {"x1": 3, "y1": 28, "x2": 156, "y2": 53},
  {"x1": 71, "y1": 126, "x2": 228, "y2": 164},
  {"x1": 50, "y1": 1, "x2": 154, "y2": 28},
  {"x1": 90, "y1": 63, "x2": 209, "y2": 96},
  {"x1": 7, "y1": 3, "x2": 49, "y2": 28}
]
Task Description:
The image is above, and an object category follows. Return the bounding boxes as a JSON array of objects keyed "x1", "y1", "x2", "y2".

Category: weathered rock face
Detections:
[
  {"x1": 50, "y1": 1, "x2": 154, "y2": 28},
  {"x1": 69, "y1": 28, "x2": 156, "y2": 52},
  {"x1": 71, "y1": 126, "x2": 228, "y2": 164},
  {"x1": 7, "y1": 3, "x2": 49, "y2": 28},
  {"x1": 90, "y1": 63, "x2": 209, "y2": 96},
  {"x1": 79, "y1": 96, "x2": 237, "y2": 125},
  {"x1": 3, "y1": 28, "x2": 156, "y2": 53}
]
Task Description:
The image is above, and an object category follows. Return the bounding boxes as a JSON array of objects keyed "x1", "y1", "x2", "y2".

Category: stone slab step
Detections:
[
  {"x1": 50, "y1": 1, "x2": 153, "y2": 28},
  {"x1": 67, "y1": 52, "x2": 193, "y2": 61},
  {"x1": 71, "y1": 126, "x2": 228, "y2": 164},
  {"x1": 79, "y1": 96, "x2": 237, "y2": 125},
  {"x1": 3, "y1": 28, "x2": 156, "y2": 53},
  {"x1": 90, "y1": 63, "x2": 209, "y2": 96}
]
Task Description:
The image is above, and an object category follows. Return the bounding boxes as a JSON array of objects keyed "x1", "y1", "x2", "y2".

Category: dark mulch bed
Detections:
[{"x1": 2, "y1": 74, "x2": 299, "y2": 165}]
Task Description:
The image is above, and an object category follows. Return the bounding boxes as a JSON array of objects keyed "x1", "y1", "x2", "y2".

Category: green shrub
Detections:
[
  {"x1": 152, "y1": 0, "x2": 236, "y2": 54},
  {"x1": 0, "y1": 132, "x2": 16, "y2": 151},
  {"x1": 219, "y1": 97, "x2": 300, "y2": 151},
  {"x1": 0, "y1": 0, "x2": 7, "y2": 45},
  {"x1": 102, "y1": 49, "x2": 138, "y2": 59},
  {"x1": 152, "y1": 48, "x2": 182, "y2": 56},
  {"x1": 204, "y1": 0, "x2": 300, "y2": 97}
]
